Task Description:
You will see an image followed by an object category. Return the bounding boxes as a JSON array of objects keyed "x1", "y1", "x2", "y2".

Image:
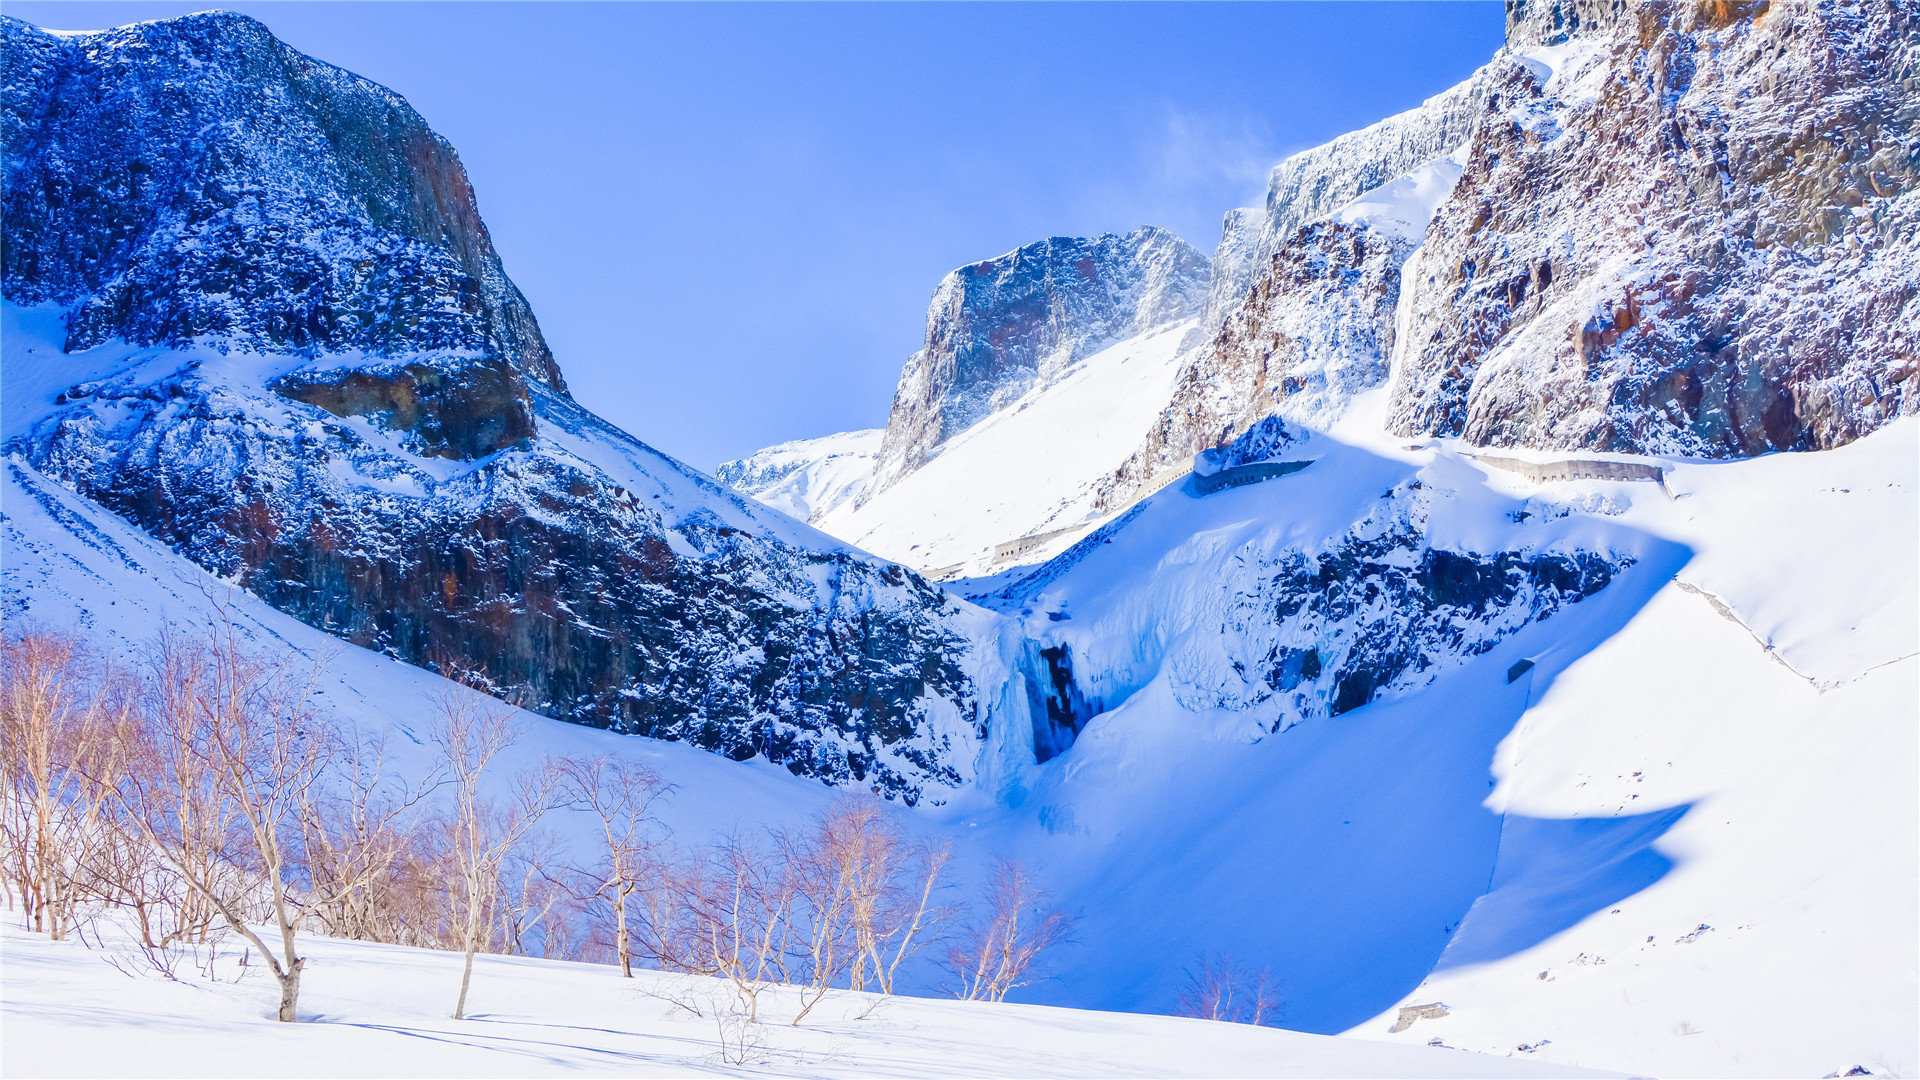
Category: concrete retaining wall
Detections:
[
  {"x1": 1192, "y1": 458, "x2": 1314, "y2": 495},
  {"x1": 1474, "y1": 455, "x2": 1665, "y2": 485}
]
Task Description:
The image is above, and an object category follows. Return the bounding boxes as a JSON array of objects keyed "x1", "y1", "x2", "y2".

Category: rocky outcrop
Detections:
[
  {"x1": 1388, "y1": 0, "x2": 1919, "y2": 455},
  {"x1": 1236, "y1": 70, "x2": 1492, "y2": 315},
  {"x1": 1000, "y1": 433, "x2": 1626, "y2": 753},
  {"x1": 869, "y1": 227, "x2": 1209, "y2": 493},
  {"x1": 1, "y1": 13, "x2": 564, "y2": 392},
  {"x1": 1101, "y1": 220, "x2": 1421, "y2": 509},
  {"x1": 272, "y1": 358, "x2": 537, "y2": 460},
  {"x1": 2, "y1": 12, "x2": 999, "y2": 802}
]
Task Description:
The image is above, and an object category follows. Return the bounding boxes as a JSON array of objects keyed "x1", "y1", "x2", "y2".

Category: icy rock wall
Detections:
[
  {"x1": 1388, "y1": 0, "x2": 1919, "y2": 456},
  {"x1": 870, "y1": 227, "x2": 1211, "y2": 493}
]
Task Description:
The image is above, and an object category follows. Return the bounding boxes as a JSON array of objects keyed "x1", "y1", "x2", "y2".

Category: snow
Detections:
[
  {"x1": 6, "y1": 285, "x2": 1915, "y2": 1077},
  {"x1": 1330, "y1": 145, "x2": 1470, "y2": 243},
  {"x1": 0, "y1": 921, "x2": 1611, "y2": 1079},
  {"x1": 714, "y1": 428, "x2": 882, "y2": 522},
  {"x1": 814, "y1": 320, "x2": 1199, "y2": 572}
]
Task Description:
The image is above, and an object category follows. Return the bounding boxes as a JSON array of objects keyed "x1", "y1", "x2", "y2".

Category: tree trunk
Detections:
[
  {"x1": 615, "y1": 893, "x2": 631, "y2": 978},
  {"x1": 454, "y1": 945, "x2": 478, "y2": 1020},
  {"x1": 276, "y1": 957, "x2": 305, "y2": 1022}
]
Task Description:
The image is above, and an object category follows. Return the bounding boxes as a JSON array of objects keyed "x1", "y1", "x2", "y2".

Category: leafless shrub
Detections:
[
  {"x1": 1176, "y1": 952, "x2": 1278, "y2": 1026},
  {"x1": 946, "y1": 858, "x2": 1072, "y2": 1003},
  {"x1": 1, "y1": 627, "x2": 132, "y2": 940},
  {"x1": 295, "y1": 727, "x2": 442, "y2": 946}
]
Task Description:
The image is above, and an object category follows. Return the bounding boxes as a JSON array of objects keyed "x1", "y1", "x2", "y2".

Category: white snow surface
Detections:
[
  {"x1": 814, "y1": 319, "x2": 1199, "y2": 572},
  {"x1": 1331, "y1": 145, "x2": 1470, "y2": 243},
  {"x1": 714, "y1": 428, "x2": 881, "y2": 522},
  {"x1": 0, "y1": 920, "x2": 1611, "y2": 1079}
]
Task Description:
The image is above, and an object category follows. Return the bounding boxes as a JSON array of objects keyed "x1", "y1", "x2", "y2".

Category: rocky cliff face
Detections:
[
  {"x1": 1388, "y1": 0, "x2": 1918, "y2": 456},
  {"x1": 869, "y1": 227, "x2": 1210, "y2": 493},
  {"x1": 1, "y1": 13, "x2": 1001, "y2": 803},
  {"x1": 1102, "y1": 0, "x2": 1914, "y2": 511},
  {"x1": 2, "y1": 13, "x2": 563, "y2": 397}
]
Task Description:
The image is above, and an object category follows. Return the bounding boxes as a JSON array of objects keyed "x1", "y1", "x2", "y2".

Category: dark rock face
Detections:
[
  {"x1": 870, "y1": 226, "x2": 1210, "y2": 492},
  {"x1": 1276, "y1": 539, "x2": 1615, "y2": 719},
  {"x1": 24, "y1": 368, "x2": 985, "y2": 801},
  {"x1": 3, "y1": 13, "x2": 994, "y2": 802},
  {"x1": 1387, "y1": 0, "x2": 1918, "y2": 455},
  {"x1": 273, "y1": 360, "x2": 536, "y2": 460},
  {"x1": 1, "y1": 13, "x2": 564, "y2": 392}
]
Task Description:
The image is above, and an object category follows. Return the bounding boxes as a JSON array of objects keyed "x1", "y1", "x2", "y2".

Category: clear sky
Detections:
[{"x1": 9, "y1": 2, "x2": 1504, "y2": 472}]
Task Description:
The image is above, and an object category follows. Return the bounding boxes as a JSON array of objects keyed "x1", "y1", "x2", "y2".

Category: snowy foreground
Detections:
[{"x1": 1, "y1": 922, "x2": 1611, "y2": 1079}]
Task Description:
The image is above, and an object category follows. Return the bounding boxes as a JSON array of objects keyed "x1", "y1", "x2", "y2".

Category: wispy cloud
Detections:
[{"x1": 1072, "y1": 106, "x2": 1282, "y2": 249}]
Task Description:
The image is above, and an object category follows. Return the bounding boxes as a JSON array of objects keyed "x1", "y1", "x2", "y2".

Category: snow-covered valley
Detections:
[{"x1": 4, "y1": 2, "x2": 1917, "y2": 1076}]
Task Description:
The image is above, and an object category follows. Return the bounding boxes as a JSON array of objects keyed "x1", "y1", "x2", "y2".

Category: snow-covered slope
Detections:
[
  {"x1": 869, "y1": 227, "x2": 1210, "y2": 494},
  {"x1": 814, "y1": 319, "x2": 1198, "y2": 572},
  {"x1": 714, "y1": 427, "x2": 881, "y2": 521},
  {"x1": 962, "y1": 400, "x2": 1916, "y2": 1076},
  {"x1": 0, "y1": 921, "x2": 1611, "y2": 1079}
]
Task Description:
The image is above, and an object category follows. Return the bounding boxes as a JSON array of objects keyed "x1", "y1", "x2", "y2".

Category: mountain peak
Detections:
[{"x1": 868, "y1": 225, "x2": 1209, "y2": 494}]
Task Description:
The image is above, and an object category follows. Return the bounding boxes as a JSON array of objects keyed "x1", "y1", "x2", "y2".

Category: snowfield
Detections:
[
  {"x1": 0, "y1": 921, "x2": 1614, "y2": 1079},
  {"x1": 813, "y1": 319, "x2": 1201, "y2": 572}
]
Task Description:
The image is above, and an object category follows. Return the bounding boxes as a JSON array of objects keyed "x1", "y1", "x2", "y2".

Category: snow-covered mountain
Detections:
[
  {"x1": 867, "y1": 226, "x2": 1210, "y2": 494},
  {"x1": 1110, "y1": 0, "x2": 1916, "y2": 507},
  {"x1": 722, "y1": 227, "x2": 1214, "y2": 570},
  {"x1": 0, "y1": 12, "x2": 1015, "y2": 804},
  {"x1": 712, "y1": 428, "x2": 881, "y2": 521},
  {"x1": 3, "y1": 3, "x2": 1915, "y2": 1076}
]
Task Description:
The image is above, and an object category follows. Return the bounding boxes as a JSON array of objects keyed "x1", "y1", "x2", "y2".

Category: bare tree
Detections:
[
  {"x1": 436, "y1": 688, "x2": 556, "y2": 1020},
  {"x1": 947, "y1": 858, "x2": 1072, "y2": 1003},
  {"x1": 1177, "y1": 953, "x2": 1278, "y2": 1026},
  {"x1": 295, "y1": 728, "x2": 442, "y2": 944},
  {"x1": 556, "y1": 755, "x2": 670, "y2": 977},
  {"x1": 689, "y1": 830, "x2": 795, "y2": 1026},
  {"x1": 0, "y1": 628, "x2": 128, "y2": 940},
  {"x1": 783, "y1": 798, "x2": 952, "y2": 1021},
  {"x1": 110, "y1": 620, "x2": 328, "y2": 1021}
]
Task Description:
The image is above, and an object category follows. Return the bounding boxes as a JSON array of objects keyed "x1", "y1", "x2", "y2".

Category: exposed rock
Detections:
[
  {"x1": 272, "y1": 358, "x2": 536, "y2": 460},
  {"x1": 1, "y1": 13, "x2": 565, "y2": 392},
  {"x1": 1101, "y1": 216, "x2": 1423, "y2": 510},
  {"x1": 1387, "y1": 0, "x2": 1919, "y2": 455},
  {"x1": 869, "y1": 226, "x2": 1209, "y2": 493}
]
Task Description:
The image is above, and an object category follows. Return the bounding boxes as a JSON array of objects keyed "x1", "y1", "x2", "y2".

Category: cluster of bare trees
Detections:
[
  {"x1": 2, "y1": 619, "x2": 1077, "y2": 1034},
  {"x1": 1177, "y1": 952, "x2": 1278, "y2": 1026}
]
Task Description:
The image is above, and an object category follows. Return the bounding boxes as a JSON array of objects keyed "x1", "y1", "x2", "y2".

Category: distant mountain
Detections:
[
  {"x1": 714, "y1": 428, "x2": 881, "y2": 522},
  {"x1": 867, "y1": 226, "x2": 1210, "y2": 495}
]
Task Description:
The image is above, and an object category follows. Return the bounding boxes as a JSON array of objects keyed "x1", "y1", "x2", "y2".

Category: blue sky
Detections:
[{"x1": 11, "y1": 2, "x2": 1504, "y2": 471}]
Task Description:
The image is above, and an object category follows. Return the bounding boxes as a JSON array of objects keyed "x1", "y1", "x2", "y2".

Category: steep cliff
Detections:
[
  {"x1": 1387, "y1": 0, "x2": 1918, "y2": 455},
  {"x1": 0, "y1": 14, "x2": 1003, "y2": 803},
  {"x1": 868, "y1": 226, "x2": 1209, "y2": 493},
  {"x1": 1, "y1": 13, "x2": 563, "y2": 395}
]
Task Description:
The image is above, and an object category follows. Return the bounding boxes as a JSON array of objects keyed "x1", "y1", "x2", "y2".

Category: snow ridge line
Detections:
[{"x1": 1670, "y1": 578, "x2": 1822, "y2": 691}]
